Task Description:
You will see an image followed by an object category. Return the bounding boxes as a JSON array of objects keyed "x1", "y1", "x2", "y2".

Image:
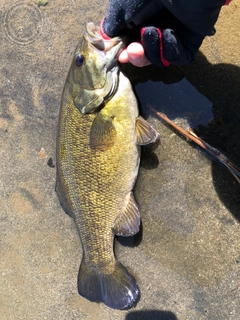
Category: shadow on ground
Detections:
[
  {"x1": 123, "y1": 51, "x2": 240, "y2": 222},
  {"x1": 126, "y1": 310, "x2": 178, "y2": 320}
]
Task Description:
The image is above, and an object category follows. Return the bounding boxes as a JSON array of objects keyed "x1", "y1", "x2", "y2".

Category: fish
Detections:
[{"x1": 56, "y1": 22, "x2": 159, "y2": 310}]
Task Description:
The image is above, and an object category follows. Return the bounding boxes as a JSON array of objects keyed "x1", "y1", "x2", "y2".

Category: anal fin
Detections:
[
  {"x1": 136, "y1": 116, "x2": 160, "y2": 145},
  {"x1": 112, "y1": 192, "x2": 140, "y2": 236}
]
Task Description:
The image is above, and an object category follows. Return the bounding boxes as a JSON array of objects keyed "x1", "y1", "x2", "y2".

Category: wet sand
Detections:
[{"x1": 0, "y1": 1, "x2": 239, "y2": 319}]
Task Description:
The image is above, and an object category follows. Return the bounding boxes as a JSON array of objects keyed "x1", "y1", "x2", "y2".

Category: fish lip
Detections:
[
  {"x1": 86, "y1": 22, "x2": 101, "y2": 40},
  {"x1": 105, "y1": 41, "x2": 123, "y2": 71},
  {"x1": 106, "y1": 59, "x2": 117, "y2": 72},
  {"x1": 85, "y1": 22, "x2": 123, "y2": 73},
  {"x1": 103, "y1": 66, "x2": 119, "y2": 103},
  {"x1": 86, "y1": 22, "x2": 123, "y2": 58}
]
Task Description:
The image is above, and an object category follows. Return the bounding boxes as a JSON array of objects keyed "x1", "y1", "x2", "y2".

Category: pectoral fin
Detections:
[
  {"x1": 90, "y1": 113, "x2": 116, "y2": 151},
  {"x1": 112, "y1": 192, "x2": 140, "y2": 236},
  {"x1": 136, "y1": 116, "x2": 160, "y2": 145}
]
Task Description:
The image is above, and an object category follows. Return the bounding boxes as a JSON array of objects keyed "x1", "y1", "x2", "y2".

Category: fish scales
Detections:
[
  {"x1": 56, "y1": 22, "x2": 159, "y2": 309},
  {"x1": 58, "y1": 73, "x2": 139, "y2": 259}
]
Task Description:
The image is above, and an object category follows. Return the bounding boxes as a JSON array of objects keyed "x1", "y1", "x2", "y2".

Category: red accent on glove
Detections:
[
  {"x1": 225, "y1": 0, "x2": 232, "y2": 4},
  {"x1": 141, "y1": 27, "x2": 170, "y2": 67},
  {"x1": 100, "y1": 19, "x2": 111, "y2": 40}
]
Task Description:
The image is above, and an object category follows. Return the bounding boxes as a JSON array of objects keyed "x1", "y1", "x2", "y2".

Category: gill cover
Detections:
[{"x1": 72, "y1": 22, "x2": 123, "y2": 114}]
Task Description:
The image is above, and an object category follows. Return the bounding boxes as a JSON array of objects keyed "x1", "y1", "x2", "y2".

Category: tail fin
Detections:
[{"x1": 78, "y1": 258, "x2": 139, "y2": 309}]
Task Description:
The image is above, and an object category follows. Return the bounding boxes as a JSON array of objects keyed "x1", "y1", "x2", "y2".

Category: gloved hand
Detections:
[{"x1": 101, "y1": 0, "x2": 231, "y2": 67}]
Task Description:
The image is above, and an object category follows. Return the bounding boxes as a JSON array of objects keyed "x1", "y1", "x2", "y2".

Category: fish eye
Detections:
[{"x1": 75, "y1": 53, "x2": 84, "y2": 67}]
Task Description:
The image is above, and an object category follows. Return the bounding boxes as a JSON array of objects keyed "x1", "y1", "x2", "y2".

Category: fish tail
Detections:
[{"x1": 78, "y1": 257, "x2": 139, "y2": 309}]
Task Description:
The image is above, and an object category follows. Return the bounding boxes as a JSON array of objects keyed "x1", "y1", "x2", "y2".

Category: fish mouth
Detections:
[
  {"x1": 78, "y1": 23, "x2": 123, "y2": 113},
  {"x1": 86, "y1": 22, "x2": 123, "y2": 71}
]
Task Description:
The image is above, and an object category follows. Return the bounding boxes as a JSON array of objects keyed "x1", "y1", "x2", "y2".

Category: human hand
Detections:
[
  {"x1": 100, "y1": 0, "x2": 227, "y2": 68},
  {"x1": 118, "y1": 42, "x2": 151, "y2": 67},
  {"x1": 100, "y1": 0, "x2": 196, "y2": 67}
]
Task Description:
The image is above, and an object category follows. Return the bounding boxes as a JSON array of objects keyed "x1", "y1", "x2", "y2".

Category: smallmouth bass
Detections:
[{"x1": 56, "y1": 22, "x2": 159, "y2": 309}]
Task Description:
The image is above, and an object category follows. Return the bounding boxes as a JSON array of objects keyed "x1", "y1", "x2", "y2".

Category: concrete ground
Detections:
[{"x1": 0, "y1": 1, "x2": 239, "y2": 319}]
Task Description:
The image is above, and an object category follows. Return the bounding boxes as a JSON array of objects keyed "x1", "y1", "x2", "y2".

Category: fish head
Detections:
[{"x1": 70, "y1": 22, "x2": 123, "y2": 114}]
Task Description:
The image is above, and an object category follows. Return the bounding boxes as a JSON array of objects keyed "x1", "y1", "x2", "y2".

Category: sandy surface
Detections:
[{"x1": 0, "y1": 1, "x2": 240, "y2": 319}]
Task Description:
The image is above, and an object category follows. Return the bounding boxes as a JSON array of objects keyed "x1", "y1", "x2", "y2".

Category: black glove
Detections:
[{"x1": 101, "y1": 0, "x2": 230, "y2": 67}]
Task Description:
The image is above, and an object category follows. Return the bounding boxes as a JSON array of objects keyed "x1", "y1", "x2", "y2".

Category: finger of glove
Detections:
[
  {"x1": 141, "y1": 27, "x2": 194, "y2": 67},
  {"x1": 141, "y1": 27, "x2": 170, "y2": 67},
  {"x1": 162, "y1": 29, "x2": 193, "y2": 66},
  {"x1": 102, "y1": 0, "x2": 162, "y2": 38}
]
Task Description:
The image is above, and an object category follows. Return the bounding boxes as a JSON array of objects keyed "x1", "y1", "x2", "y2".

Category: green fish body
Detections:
[{"x1": 56, "y1": 23, "x2": 159, "y2": 309}]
